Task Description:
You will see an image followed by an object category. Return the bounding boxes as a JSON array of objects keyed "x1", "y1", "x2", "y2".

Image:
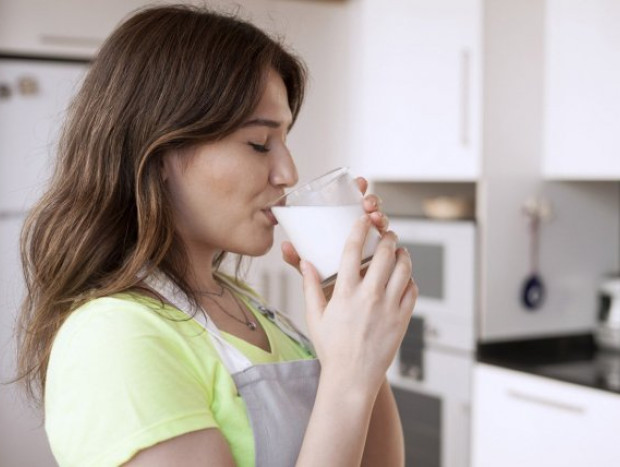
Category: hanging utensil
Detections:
[{"x1": 520, "y1": 197, "x2": 551, "y2": 311}]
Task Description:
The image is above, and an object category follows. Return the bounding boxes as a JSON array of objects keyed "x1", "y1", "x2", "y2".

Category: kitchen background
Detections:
[{"x1": 0, "y1": 0, "x2": 619, "y2": 466}]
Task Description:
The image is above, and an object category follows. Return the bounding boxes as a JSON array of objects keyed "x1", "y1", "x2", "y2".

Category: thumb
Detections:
[{"x1": 300, "y1": 260, "x2": 327, "y2": 321}]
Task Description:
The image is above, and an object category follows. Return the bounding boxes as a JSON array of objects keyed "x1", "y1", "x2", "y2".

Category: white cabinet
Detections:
[
  {"x1": 0, "y1": 0, "x2": 149, "y2": 57},
  {"x1": 472, "y1": 364, "x2": 620, "y2": 467},
  {"x1": 355, "y1": 0, "x2": 482, "y2": 181},
  {"x1": 543, "y1": 0, "x2": 620, "y2": 179}
]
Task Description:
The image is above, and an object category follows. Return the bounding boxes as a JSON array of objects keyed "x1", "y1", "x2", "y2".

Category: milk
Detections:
[{"x1": 272, "y1": 204, "x2": 381, "y2": 283}]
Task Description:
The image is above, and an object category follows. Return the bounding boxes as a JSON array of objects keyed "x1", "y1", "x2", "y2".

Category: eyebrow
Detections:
[{"x1": 242, "y1": 118, "x2": 293, "y2": 131}]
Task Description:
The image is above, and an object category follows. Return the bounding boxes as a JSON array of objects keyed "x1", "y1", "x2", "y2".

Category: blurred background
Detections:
[{"x1": 1, "y1": 0, "x2": 619, "y2": 466}]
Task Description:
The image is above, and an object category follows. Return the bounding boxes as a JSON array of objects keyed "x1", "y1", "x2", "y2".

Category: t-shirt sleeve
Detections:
[{"x1": 45, "y1": 297, "x2": 219, "y2": 467}]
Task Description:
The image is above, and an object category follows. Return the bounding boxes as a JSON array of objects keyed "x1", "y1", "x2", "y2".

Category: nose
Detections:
[{"x1": 270, "y1": 147, "x2": 298, "y2": 188}]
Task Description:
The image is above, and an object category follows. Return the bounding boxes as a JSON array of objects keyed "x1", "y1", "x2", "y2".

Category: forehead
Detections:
[{"x1": 250, "y1": 69, "x2": 293, "y2": 125}]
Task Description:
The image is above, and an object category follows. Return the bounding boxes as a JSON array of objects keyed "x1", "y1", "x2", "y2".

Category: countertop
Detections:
[{"x1": 477, "y1": 333, "x2": 620, "y2": 395}]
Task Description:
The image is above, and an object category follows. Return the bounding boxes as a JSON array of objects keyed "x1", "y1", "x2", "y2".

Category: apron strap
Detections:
[
  {"x1": 142, "y1": 271, "x2": 254, "y2": 374},
  {"x1": 216, "y1": 274, "x2": 316, "y2": 356}
]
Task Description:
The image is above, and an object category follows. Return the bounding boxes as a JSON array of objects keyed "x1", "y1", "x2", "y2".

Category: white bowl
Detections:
[{"x1": 422, "y1": 196, "x2": 474, "y2": 220}]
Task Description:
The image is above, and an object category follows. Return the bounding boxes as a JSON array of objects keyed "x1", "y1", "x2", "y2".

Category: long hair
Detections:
[{"x1": 16, "y1": 4, "x2": 306, "y2": 404}]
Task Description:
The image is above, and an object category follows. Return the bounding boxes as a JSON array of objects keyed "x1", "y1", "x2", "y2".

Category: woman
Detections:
[{"x1": 17, "y1": 5, "x2": 417, "y2": 466}]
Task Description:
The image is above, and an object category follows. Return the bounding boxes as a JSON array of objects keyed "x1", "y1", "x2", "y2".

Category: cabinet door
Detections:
[
  {"x1": 543, "y1": 0, "x2": 620, "y2": 179},
  {"x1": 472, "y1": 364, "x2": 620, "y2": 467},
  {"x1": 357, "y1": 0, "x2": 481, "y2": 181},
  {"x1": 0, "y1": 0, "x2": 148, "y2": 57}
]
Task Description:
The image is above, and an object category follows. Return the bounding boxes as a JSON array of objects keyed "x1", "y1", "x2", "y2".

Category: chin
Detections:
[
  {"x1": 251, "y1": 236, "x2": 275, "y2": 256},
  {"x1": 232, "y1": 231, "x2": 274, "y2": 257}
]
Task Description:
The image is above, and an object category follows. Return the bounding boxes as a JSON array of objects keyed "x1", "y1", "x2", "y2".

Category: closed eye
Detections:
[{"x1": 249, "y1": 142, "x2": 270, "y2": 153}]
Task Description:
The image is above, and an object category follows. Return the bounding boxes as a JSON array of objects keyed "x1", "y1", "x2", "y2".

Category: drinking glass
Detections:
[{"x1": 270, "y1": 167, "x2": 381, "y2": 285}]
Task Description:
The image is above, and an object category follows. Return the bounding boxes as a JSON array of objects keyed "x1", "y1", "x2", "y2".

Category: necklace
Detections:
[
  {"x1": 192, "y1": 282, "x2": 225, "y2": 297},
  {"x1": 202, "y1": 287, "x2": 257, "y2": 331}
]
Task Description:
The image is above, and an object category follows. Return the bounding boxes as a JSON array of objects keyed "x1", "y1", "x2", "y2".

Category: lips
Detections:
[
  {"x1": 262, "y1": 193, "x2": 285, "y2": 226},
  {"x1": 262, "y1": 207, "x2": 278, "y2": 225}
]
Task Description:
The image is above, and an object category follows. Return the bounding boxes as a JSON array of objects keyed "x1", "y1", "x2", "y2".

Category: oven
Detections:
[{"x1": 387, "y1": 218, "x2": 477, "y2": 467}]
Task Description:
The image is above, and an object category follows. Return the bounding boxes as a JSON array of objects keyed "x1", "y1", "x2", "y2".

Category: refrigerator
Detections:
[{"x1": 0, "y1": 56, "x2": 88, "y2": 467}]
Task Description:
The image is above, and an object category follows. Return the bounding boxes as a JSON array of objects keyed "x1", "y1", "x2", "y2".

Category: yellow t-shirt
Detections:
[{"x1": 45, "y1": 290, "x2": 314, "y2": 467}]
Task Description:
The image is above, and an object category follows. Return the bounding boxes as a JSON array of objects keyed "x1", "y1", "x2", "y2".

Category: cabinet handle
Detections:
[
  {"x1": 507, "y1": 389, "x2": 585, "y2": 415},
  {"x1": 460, "y1": 49, "x2": 471, "y2": 147},
  {"x1": 39, "y1": 34, "x2": 102, "y2": 48},
  {"x1": 279, "y1": 271, "x2": 288, "y2": 312}
]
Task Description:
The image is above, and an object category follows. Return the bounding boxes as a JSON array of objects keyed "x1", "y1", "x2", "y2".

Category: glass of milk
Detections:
[{"x1": 269, "y1": 167, "x2": 381, "y2": 286}]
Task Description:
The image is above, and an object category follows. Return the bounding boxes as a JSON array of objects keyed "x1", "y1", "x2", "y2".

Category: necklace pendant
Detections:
[{"x1": 247, "y1": 321, "x2": 257, "y2": 331}]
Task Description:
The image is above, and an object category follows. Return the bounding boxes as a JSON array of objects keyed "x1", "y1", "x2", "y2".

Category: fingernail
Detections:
[{"x1": 300, "y1": 260, "x2": 308, "y2": 275}]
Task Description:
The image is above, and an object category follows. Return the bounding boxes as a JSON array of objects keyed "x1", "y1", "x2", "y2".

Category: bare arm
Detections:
[
  {"x1": 122, "y1": 428, "x2": 236, "y2": 467},
  {"x1": 295, "y1": 217, "x2": 416, "y2": 467},
  {"x1": 361, "y1": 379, "x2": 405, "y2": 467}
]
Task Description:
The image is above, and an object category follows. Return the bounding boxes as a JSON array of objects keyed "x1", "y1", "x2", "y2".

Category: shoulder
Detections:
[
  {"x1": 45, "y1": 294, "x2": 226, "y2": 466},
  {"x1": 48, "y1": 294, "x2": 211, "y2": 383},
  {"x1": 54, "y1": 293, "x2": 198, "y2": 350},
  {"x1": 46, "y1": 293, "x2": 224, "y2": 404}
]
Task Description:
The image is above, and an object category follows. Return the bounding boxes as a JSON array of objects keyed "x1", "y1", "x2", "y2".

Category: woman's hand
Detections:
[
  {"x1": 281, "y1": 177, "x2": 388, "y2": 277},
  {"x1": 300, "y1": 215, "x2": 417, "y2": 397}
]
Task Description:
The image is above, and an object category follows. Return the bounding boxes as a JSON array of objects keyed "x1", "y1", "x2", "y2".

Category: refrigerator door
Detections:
[
  {"x1": 0, "y1": 59, "x2": 88, "y2": 212},
  {"x1": 0, "y1": 215, "x2": 56, "y2": 466},
  {"x1": 0, "y1": 58, "x2": 87, "y2": 467}
]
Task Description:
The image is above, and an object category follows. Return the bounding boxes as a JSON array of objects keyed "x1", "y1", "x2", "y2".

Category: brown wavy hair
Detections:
[{"x1": 16, "y1": 4, "x2": 306, "y2": 404}]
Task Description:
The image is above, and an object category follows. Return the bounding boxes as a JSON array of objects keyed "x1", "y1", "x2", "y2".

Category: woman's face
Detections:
[{"x1": 162, "y1": 69, "x2": 298, "y2": 258}]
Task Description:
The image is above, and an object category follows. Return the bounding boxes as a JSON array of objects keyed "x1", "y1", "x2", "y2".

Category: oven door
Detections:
[
  {"x1": 388, "y1": 345, "x2": 473, "y2": 467},
  {"x1": 389, "y1": 218, "x2": 477, "y2": 352}
]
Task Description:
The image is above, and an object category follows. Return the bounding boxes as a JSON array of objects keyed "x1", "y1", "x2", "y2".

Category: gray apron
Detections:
[{"x1": 144, "y1": 271, "x2": 320, "y2": 467}]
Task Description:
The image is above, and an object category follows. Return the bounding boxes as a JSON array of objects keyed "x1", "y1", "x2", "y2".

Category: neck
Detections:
[{"x1": 184, "y1": 245, "x2": 224, "y2": 295}]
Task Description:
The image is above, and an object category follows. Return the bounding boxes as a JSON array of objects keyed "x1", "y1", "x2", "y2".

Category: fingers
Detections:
[
  {"x1": 362, "y1": 231, "x2": 398, "y2": 289},
  {"x1": 363, "y1": 195, "x2": 388, "y2": 234},
  {"x1": 355, "y1": 176, "x2": 368, "y2": 195},
  {"x1": 369, "y1": 211, "x2": 389, "y2": 233},
  {"x1": 281, "y1": 241, "x2": 301, "y2": 270},
  {"x1": 362, "y1": 193, "x2": 381, "y2": 212},
  {"x1": 385, "y1": 247, "x2": 413, "y2": 305},
  {"x1": 336, "y1": 215, "x2": 372, "y2": 288},
  {"x1": 399, "y1": 278, "x2": 418, "y2": 314},
  {"x1": 300, "y1": 260, "x2": 327, "y2": 322}
]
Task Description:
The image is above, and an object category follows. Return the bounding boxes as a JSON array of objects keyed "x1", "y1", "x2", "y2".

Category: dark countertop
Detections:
[{"x1": 477, "y1": 333, "x2": 620, "y2": 395}]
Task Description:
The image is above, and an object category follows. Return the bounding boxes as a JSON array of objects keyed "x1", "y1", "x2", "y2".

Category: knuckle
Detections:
[
  {"x1": 364, "y1": 193, "x2": 379, "y2": 205},
  {"x1": 377, "y1": 233, "x2": 397, "y2": 253},
  {"x1": 334, "y1": 278, "x2": 355, "y2": 296},
  {"x1": 361, "y1": 285, "x2": 383, "y2": 304}
]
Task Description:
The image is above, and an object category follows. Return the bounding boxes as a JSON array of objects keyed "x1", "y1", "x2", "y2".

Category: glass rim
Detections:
[{"x1": 267, "y1": 166, "x2": 350, "y2": 207}]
